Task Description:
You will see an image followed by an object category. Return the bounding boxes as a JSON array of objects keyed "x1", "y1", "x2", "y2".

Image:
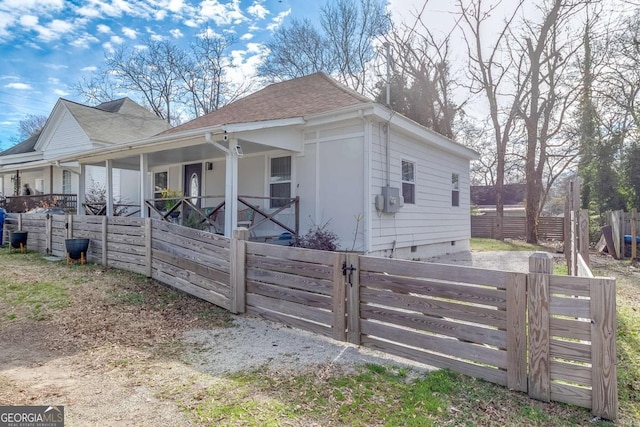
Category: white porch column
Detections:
[
  {"x1": 105, "y1": 160, "x2": 113, "y2": 217},
  {"x1": 224, "y1": 138, "x2": 239, "y2": 237},
  {"x1": 77, "y1": 164, "x2": 86, "y2": 215},
  {"x1": 139, "y1": 154, "x2": 149, "y2": 218}
]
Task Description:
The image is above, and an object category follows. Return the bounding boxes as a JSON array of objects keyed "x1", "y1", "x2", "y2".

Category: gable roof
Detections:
[
  {"x1": 162, "y1": 72, "x2": 371, "y2": 135},
  {"x1": 34, "y1": 98, "x2": 172, "y2": 150},
  {"x1": 0, "y1": 131, "x2": 40, "y2": 156}
]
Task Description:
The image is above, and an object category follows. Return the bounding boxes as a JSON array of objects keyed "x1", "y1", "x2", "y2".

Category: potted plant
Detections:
[
  {"x1": 161, "y1": 188, "x2": 182, "y2": 219},
  {"x1": 9, "y1": 230, "x2": 28, "y2": 253}
]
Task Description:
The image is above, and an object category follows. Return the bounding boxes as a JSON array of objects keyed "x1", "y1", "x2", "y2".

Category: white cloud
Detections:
[
  {"x1": 19, "y1": 15, "x2": 38, "y2": 28},
  {"x1": 71, "y1": 34, "x2": 99, "y2": 49},
  {"x1": 81, "y1": 66, "x2": 97, "y2": 72},
  {"x1": 5, "y1": 82, "x2": 32, "y2": 90},
  {"x1": 170, "y1": 28, "x2": 183, "y2": 38},
  {"x1": 134, "y1": 44, "x2": 147, "y2": 51},
  {"x1": 200, "y1": 0, "x2": 246, "y2": 26},
  {"x1": 102, "y1": 41, "x2": 114, "y2": 53},
  {"x1": 167, "y1": 0, "x2": 184, "y2": 13},
  {"x1": 44, "y1": 64, "x2": 68, "y2": 70},
  {"x1": 155, "y1": 10, "x2": 167, "y2": 20},
  {"x1": 48, "y1": 77, "x2": 60, "y2": 84},
  {"x1": 122, "y1": 27, "x2": 137, "y2": 39},
  {"x1": 0, "y1": 12, "x2": 15, "y2": 38},
  {"x1": 150, "y1": 33, "x2": 164, "y2": 41},
  {"x1": 240, "y1": 32, "x2": 253, "y2": 41},
  {"x1": 248, "y1": 2, "x2": 269, "y2": 20},
  {"x1": 110, "y1": 35, "x2": 125, "y2": 44},
  {"x1": 1, "y1": 0, "x2": 63, "y2": 12},
  {"x1": 97, "y1": 24, "x2": 111, "y2": 34},
  {"x1": 184, "y1": 19, "x2": 198, "y2": 28},
  {"x1": 35, "y1": 19, "x2": 74, "y2": 41},
  {"x1": 54, "y1": 88, "x2": 69, "y2": 96},
  {"x1": 267, "y1": 10, "x2": 290, "y2": 31}
]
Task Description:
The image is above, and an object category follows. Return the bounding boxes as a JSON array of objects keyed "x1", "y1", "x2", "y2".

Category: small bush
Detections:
[{"x1": 297, "y1": 221, "x2": 339, "y2": 251}]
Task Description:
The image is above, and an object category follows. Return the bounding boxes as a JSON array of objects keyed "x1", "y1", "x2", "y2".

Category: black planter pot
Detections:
[
  {"x1": 65, "y1": 238, "x2": 90, "y2": 263},
  {"x1": 9, "y1": 231, "x2": 28, "y2": 252}
]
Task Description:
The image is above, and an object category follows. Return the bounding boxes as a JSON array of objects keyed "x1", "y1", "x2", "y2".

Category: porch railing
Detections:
[
  {"x1": 83, "y1": 202, "x2": 141, "y2": 217},
  {"x1": 0, "y1": 193, "x2": 77, "y2": 213},
  {"x1": 143, "y1": 195, "x2": 299, "y2": 240}
]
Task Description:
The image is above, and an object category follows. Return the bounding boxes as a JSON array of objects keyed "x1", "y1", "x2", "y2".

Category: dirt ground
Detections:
[{"x1": 0, "y1": 254, "x2": 430, "y2": 426}]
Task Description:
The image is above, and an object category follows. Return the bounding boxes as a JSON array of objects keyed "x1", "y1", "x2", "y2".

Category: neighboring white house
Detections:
[
  {"x1": 59, "y1": 73, "x2": 477, "y2": 259},
  {"x1": 0, "y1": 97, "x2": 171, "y2": 212}
]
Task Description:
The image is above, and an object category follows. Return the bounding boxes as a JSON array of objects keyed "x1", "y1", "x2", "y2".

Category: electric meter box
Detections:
[{"x1": 381, "y1": 186, "x2": 401, "y2": 213}]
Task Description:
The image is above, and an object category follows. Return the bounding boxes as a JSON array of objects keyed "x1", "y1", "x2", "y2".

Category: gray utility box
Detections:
[{"x1": 381, "y1": 186, "x2": 401, "y2": 213}]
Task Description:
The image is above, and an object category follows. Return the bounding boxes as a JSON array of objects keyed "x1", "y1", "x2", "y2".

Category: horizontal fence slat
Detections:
[
  {"x1": 360, "y1": 256, "x2": 510, "y2": 288},
  {"x1": 360, "y1": 271, "x2": 507, "y2": 309},
  {"x1": 550, "y1": 339, "x2": 591, "y2": 364},
  {"x1": 247, "y1": 305, "x2": 332, "y2": 339},
  {"x1": 246, "y1": 267, "x2": 334, "y2": 296},
  {"x1": 550, "y1": 382, "x2": 591, "y2": 409},
  {"x1": 361, "y1": 319, "x2": 507, "y2": 369},
  {"x1": 550, "y1": 296, "x2": 591, "y2": 318},
  {"x1": 247, "y1": 280, "x2": 333, "y2": 310},
  {"x1": 246, "y1": 254, "x2": 334, "y2": 281},
  {"x1": 550, "y1": 318, "x2": 591, "y2": 341},
  {"x1": 153, "y1": 250, "x2": 230, "y2": 289},
  {"x1": 361, "y1": 336, "x2": 507, "y2": 386},
  {"x1": 246, "y1": 241, "x2": 335, "y2": 265},
  {"x1": 360, "y1": 304, "x2": 506, "y2": 348},
  {"x1": 246, "y1": 293, "x2": 332, "y2": 327},
  {"x1": 360, "y1": 288, "x2": 507, "y2": 329},
  {"x1": 153, "y1": 267, "x2": 230, "y2": 309},
  {"x1": 550, "y1": 360, "x2": 592, "y2": 387}
]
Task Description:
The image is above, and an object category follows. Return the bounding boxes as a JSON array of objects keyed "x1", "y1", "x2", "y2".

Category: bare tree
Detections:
[
  {"x1": 8, "y1": 114, "x2": 48, "y2": 145},
  {"x1": 459, "y1": 0, "x2": 528, "y2": 241},
  {"x1": 177, "y1": 32, "x2": 253, "y2": 118},
  {"x1": 375, "y1": 22, "x2": 461, "y2": 138},
  {"x1": 259, "y1": 0, "x2": 390, "y2": 94}
]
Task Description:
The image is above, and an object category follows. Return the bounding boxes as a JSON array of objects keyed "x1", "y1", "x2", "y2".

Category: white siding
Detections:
[
  {"x1": 42, "y1": 110, "x2": 92, "y2": 160},
  {"x1": 369, "y1": 123, "x2": 471, "y2": 257}
]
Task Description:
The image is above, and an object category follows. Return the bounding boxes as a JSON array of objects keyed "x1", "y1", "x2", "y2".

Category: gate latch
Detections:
[{"x1": 342, "y1": 261, "x2": 356, "y2": 287}]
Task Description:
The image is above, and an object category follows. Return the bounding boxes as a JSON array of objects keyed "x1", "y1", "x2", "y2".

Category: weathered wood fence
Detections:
[
  {"x1": 471, "y1": 216, "x2": 564, "y2": 240},
  {"x1": 3, "y1": 213, "x2": 617, "y2": 420}
]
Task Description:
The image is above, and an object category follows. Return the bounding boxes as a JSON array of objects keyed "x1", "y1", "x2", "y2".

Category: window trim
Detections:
[
  {"x1": 451, "y1": 173, "x2": 460, "y2": 207},
  {"x1": 401, "y1": 159, "x2": 416, "y2": 205},
  {"x1": 62, "y1": 170, "x2": 72, "y2": 194},
  {"x1": 269, "y1": 155, "x2": 292, "y2": 209}
]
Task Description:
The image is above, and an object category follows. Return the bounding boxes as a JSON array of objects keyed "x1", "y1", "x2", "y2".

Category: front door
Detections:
[{"x1": 184, "y1": 163, "x2": 202, "y2": 209}]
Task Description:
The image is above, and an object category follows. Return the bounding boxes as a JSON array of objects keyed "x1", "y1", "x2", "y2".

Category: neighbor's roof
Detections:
[
  {"x1": 471, "y1": 183, "x2": 527, "y2": 206},
  {"x1": 162, "y1": 72, "x2": 371, "y2": 135},
  {"x1": 59, "y1": 97, "x2": 172, "y2": 144},
  {"x1": 0, "y1": 131, "x2": 40, "y2": 156}
]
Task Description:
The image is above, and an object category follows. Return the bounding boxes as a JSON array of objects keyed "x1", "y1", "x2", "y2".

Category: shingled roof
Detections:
[
  {"x1": 162, "y1": 72, "x2": 371, "y2": 135},
  {"x1": 0, "y1": 131, "x2": 40, "y2": 156}
]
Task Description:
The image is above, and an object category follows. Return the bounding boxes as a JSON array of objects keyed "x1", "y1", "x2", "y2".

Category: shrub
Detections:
[{"x1": 297, "y1": 221, "x2": 340, "y2": 251}]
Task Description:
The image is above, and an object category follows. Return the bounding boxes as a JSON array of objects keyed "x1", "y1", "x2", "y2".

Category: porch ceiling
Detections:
[{"x1": 85, "y1": 138, "x2": 270, "y2": 170}]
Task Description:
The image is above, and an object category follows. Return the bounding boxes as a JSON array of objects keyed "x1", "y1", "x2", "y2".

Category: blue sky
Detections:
[{"x1": 0, "y1": 0, "x2": 452, "y2": 150}]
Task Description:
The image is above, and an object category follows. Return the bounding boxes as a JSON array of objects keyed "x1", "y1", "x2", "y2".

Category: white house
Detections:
[
  {"x1": 0, "y1": 97, "x2": 171, "y2": 212},
  {"x1": 60, "y1": 73, "x2": 478, "y2": 258}
]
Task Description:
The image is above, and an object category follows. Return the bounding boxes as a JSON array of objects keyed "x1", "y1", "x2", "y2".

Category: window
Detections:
[
  {"x1": 452, "y1": 173, "x2": 460, "y2": 207},
  {"x1": 401, "y1": 160, "x2": 415, "y2": 204},
  {"x1": 270, "y1": 156, "x2": 291, "y2": 208},
  {"x1": 62, "y1": 170, "x2": 72, "y2": 194}
]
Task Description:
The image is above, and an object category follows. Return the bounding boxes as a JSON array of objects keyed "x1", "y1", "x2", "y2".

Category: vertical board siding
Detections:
[{"x1": 245, "y1": 241, "x2": 341, "y2": 339}]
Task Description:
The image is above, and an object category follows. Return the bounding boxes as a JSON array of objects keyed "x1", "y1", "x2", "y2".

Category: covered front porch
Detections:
[{"x1": 74, "y1": 121, "x2": 304, "y2": 242}]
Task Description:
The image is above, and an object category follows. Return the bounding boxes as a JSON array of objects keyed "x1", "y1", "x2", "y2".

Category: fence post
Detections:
[
  {"x1": 18, "y1": 213, "x2": 22, "y2": 231},
  {"x1": 579, "y1": 209, "x2": 590, "y2": 267},
  {"x1": 590, "y1": 277, "x2": 618, "y2": 420},
  {"x1": 346, "y1": 252, "x2": 360, "y2": 345},
  {"x1": 332, "y1": 253, "x2": 347, "y2": 342},
  {"x1": 67, "y1": 214, "x2": 73, "y2": 239},
  {"x1": 46, "y1": 214, "x2": 52, "y2": 255},
  {"x1": 230, "y1": 228, "x2": 249, "y2": 314},
  {"x1": 631, "y1": 208, "x2": 638, "y2": 260},
  {"x1": 528, "y1": 252, "x2": 553, "y2": 402},
  {"x1": 506, "y1": 272, "x2": 528, "y2": 392},
  {"x1": 145, "y1": 218, "x2": 152, "y2": 278},
  {"x1": 101, "y1": 216, "x2": 108, "y2": 266}
]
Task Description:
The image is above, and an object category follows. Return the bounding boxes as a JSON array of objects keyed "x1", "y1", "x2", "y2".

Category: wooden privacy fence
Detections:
[
  {"x1": 471, "y1": 215, "x2": 564, "y2": 240},
  {"x1": 3, "y1": 214, "x2": 617, "y2": 420}
]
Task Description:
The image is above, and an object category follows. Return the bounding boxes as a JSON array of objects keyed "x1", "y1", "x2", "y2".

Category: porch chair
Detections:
[{"x1": 237, "y1": 207, "x2": 256, "y2": 237}]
